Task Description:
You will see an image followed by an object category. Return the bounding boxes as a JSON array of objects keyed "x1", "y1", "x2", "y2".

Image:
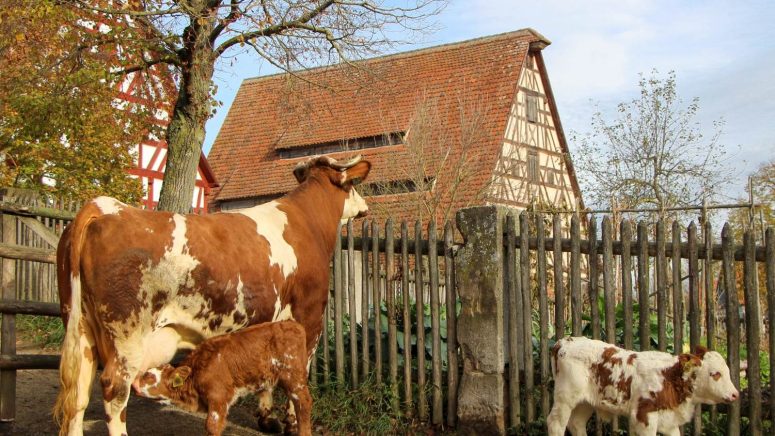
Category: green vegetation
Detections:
[{"x1": 14, "y1": 314, "x2": 64, "y2": 349}]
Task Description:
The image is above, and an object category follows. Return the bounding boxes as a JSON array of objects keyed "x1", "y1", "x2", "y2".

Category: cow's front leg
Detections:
[{"x1": 629, "y1": 413, "x2": 658, "y2": 436}]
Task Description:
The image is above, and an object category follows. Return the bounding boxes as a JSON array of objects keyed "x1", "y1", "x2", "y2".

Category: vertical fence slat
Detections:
[
  {"x1": 334, "y1": 223, "x2": 345, "y2": 383},
  {"x1": 1, "y1": 213, "x2": 17, "y2": 421},
  {"x1": 506, "y1": 213, "x2": 521, "y2": 428},
  {"x1": 415, "y1": 220, "x2": 427, "y2": 421},
  {"x1": 536, "y1": 215, "x2": 550, "y2": 417},
  {"x1": 671, "y1": 221, "x2": 683, "y2": 355},
  {"x1": 386, "y1": 219, "x2": 398, "y2": 408},
  {"x1": 602, "y1": 217, "x2": 615, "y2": 343},
  {"x1": 372, "y1": 221, "x2": 382, "y2": 385},
  {"x1": 588, "y1": 217, "x2": 600, "y2": 341},
  {"x1": 444, "y1": 221, "x2": 458, "y2": 427},
  {"x1": 323, "y1": 300, "x2": 330, "y2": 385},
  {"x1": 428, "y1": 221, "x2": 442, "y2": 425},
  {"x1": 621, "y1": 221, "x2": 633, "y2": 350},
  {"x1": 722, "y1": 224, "x2": 740, "y2": 436},
  {"x1": 743, "y1": 231, "x2": 762, "y2": 436},
  {"x1": 347, "y1": 219, "x2": 358, "y2": 388},
  {"x1": 553, "y1": 214, "x2": 564, "y2": 340},
  {"x1": 361, "y1": 220, "x2": 370, "y2": 377},
  {"x1": 637, "y1": 221, "x2": 650, "y2": 351},
  {"x1": 656, "y1": 220, "x2": 667, "y2": 352},
  {"x1": 704, "y1": 220, "x2": 716, "y2": 351},
  {"x1": 570, "y1": 213, "x2": 582, "y2": 336},
  {"x1": 687, "y1": 222, "x2": 701, "y2": 435},
  {"x1": 767, "y1": 228, "x2": 775, "y2": 433},
  {"x1": 401, "y1": 221, "x2": 413, "y2": 416},
  {"x1": 519, "y1": 211, "x2": 534, "y2": 422}
]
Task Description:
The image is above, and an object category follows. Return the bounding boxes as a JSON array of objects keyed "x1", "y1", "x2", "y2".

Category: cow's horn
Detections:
[{"x1": 329, "y1": 155, "x2": 362, "y2": 171}]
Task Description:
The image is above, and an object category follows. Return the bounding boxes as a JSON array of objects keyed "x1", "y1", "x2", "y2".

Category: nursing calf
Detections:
[
  {"x1": 133, "y1": 321, "x2": 311, "y2": 436},
  {"x1": 548, "y1": 337, "x2": 738, "y2": 436}
]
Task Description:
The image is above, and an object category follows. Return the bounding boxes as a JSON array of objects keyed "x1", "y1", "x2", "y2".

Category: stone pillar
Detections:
[{"x1": 455, "y1": 206, "x2": 507, "y2": 435}]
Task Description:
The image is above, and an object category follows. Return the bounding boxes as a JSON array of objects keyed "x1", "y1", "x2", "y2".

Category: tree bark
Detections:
[{"x1": 157, "y1": 11, "x2": 215, "y2": 213}]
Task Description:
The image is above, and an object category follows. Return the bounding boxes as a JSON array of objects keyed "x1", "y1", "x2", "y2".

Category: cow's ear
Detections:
[
  {"x1": 171, "y1": 366, "x2": 191, "y2": 388},
  {"x1": 293, "y1": 165, "x2": 310, "y2": 183},
  {"x1": 341, "y1": 161, "x2": 372, "y2": 186},
  {"x1": 679, "y1": 353, "x2": 702, "y2": 374},
  {"x1": 693, "y1": 345, "x2": 708, "y2": 359}
]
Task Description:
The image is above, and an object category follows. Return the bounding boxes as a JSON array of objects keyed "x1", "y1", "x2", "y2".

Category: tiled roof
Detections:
[{"x1": 208, "y1": 29, "x2": 549, "y2": 218}]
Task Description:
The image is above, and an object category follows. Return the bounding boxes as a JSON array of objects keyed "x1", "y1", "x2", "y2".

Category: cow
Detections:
[
  {"x1": 53, "y1": 155, "x2": 371, "y2": 436},
  {"x1": 547, "y1": 337, "x2": 739, "y2": 436},
  {"x1": 133, "y1": 320, "x2": 311, "y2": 436}
]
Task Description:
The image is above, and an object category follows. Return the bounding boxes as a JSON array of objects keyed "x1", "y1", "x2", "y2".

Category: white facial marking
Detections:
[
  {"x1": 235, "y1": 201, "x2": 297, "y2": 278},
  {"x1": 137, "y1": 367, "x2": 164, "y2": 398},
  {"x1": 341, "y1": 188, "x2": 368, "y2": 222},
  {"x1": 93, "y1": 196, "x2": 125, "y2": 215}
]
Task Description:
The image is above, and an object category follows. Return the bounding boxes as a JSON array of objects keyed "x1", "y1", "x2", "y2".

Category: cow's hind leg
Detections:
[
  {"x1": 100, "y1": 355, "x2": 137, "y2": 436},
  {"x1": 567, "y1": 403, "x2": 594, "y2": 436}
]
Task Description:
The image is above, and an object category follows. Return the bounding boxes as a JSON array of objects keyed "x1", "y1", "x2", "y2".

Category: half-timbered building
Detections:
[{"x1": 207, "y1": 29, "x2": 583, "y2": 220}]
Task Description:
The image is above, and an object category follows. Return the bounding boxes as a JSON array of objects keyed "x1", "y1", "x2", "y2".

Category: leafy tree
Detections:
[
  {"x1": 0, "y1": 0, "x2": 145, "y2": 203},
  {"x1": 573, "y1": 70, "x2": 735, "y2": 217},
  {"x1": 64, "y1": 0, "x2": 445, "y2": 213}
]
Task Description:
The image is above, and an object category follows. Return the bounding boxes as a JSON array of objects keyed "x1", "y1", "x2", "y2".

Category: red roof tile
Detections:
[{"x1": 208, "y1": 29, "x2": 550, "y2": 220}]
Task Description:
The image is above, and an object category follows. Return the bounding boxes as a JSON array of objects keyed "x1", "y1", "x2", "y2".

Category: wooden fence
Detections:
[{"x1": 503, "y1": 211, "x2": 774, "y2": 435}]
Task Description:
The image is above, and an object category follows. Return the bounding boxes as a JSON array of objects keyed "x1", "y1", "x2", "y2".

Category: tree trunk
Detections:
[{"x1": 157, "y1": 14, "x2": 215, "y2": 214}]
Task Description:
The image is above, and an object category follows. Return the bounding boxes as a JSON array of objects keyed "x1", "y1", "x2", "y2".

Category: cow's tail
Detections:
[{"x1": 53, "y1": 203, "x2": 100, "y2": 435}]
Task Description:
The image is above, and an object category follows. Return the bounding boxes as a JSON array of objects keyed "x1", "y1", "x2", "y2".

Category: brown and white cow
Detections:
[
  {"x1": 54, "y1": 155, "x2": 371, "y2": 436},
  {"x1": 547, "y1": 337, "x2": 739, "y2": 436},
  {"x1": 133, "y1": 320, "x2": 311, "y2": 436}
]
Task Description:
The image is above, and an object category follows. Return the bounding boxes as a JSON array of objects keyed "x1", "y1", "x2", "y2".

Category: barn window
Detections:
[
  {"x1": 277, "y1": 132, "x2": 404, "y2": 159},
  {"x1": 526, "y1": 95, "x2": 538, "y2": 123},
  {"x1": 527, "y1": 151, "x2": 539, "y2": 182}
]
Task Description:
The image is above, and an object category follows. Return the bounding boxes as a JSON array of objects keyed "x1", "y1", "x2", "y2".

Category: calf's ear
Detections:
[
  {"x1": 679, "y1": 353, "x2": 703, "y2": 374},
  {"x1": 171, "y1": 366, "x2": 192, "y2": 388},
  {"x1": 693, "y1": 345, "x2": 708, "y2": 359}
]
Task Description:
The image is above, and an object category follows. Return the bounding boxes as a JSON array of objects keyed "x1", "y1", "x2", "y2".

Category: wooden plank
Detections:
[
  {"x1": 602, "y1": 217, "x2": 615, "y2": 343},
  {"x1": 0, "y1": 354, "x2": 60, "y2": 370},
  {"x1": 621, "y1": 221, "x2": 633, "y2": 350},
  {"x1": 444, "y1": 221, "x2": 458, "y2": 427},
  {"x1": 506, "y1": 213, "x2": 521, "y2": 427},
  {"x1": 0, "y1": 213, "x2": 17, "y2": 422},
  {"x1": 687, "y1": 222, "x2": 701, "y2": 436},
  {"x1": 0, "y1": 299, "x2": 60, "y2": 317},
  {"x1": 333, "y1": 223, "x2": 345, "y2": 383},
  {"x1": 415, "y1": 220, "x2": 427, "y2": 421},
  {"x1": 17, "y1": 216, "x2": 59, "y2": 247},
  {"x1": 347, "y1": 220, "x2": 358, "y2": 388},
  {"x1": 0, "y1": 243, "x2": 56, "y2": 264},
  {"x1": 519, "y1": 211, "x2": 534, "y2": 422},
  {"x1": 722, "y1": 224, "x2": 740, "y2": 436},
  {"x1": 637, "y1": 221, "x2": 650, "y2": 351},
  {"x1": 322, "y1": 300, "x2": 330, "y2": 385},
  {"x1": 704, "y1": 221, "x2": 716, "y2": 351},
  {"x1": 656, "y1": 220, "x2": 667, "y2": 352},
  {"x1": 766, "y1": 227, "x2": 775, "y2": 429},
  {"x1": 671, "y1": 221, "x2": 683, "y2": 354},
  {"x1": 401, "y1": 221, "x2": 412, "y2": 416},
  {"x1": 361, "y1": 220, "x2": 370, "y2": 377},
  {"x1": 385, "y1": 219, "x2": 398, "y2": 408},
  {"x1": 588, "y1": 217, "x2": 600, "y2": 341},
  {"x1": 743, "y1": 231, "x2": 762, "y2": 436},
  {"x1": 570, "y1": 214, "x2": 582, "y2": 336},
  {"x1": 428, "y1": 221, "x2": 442, "y2": 425},
  {"x1": 372, "y1": 221, "x2": 382, "y2": 385},
  {"x1": 536, "y1": 215, "x2": 550, "y2": 417},
  {"x1": 553, "y1": 214, "x2": 564, "y2": 340},
  {"x1": 0, "y1": 202, "x2": 76, "y2": 221}
]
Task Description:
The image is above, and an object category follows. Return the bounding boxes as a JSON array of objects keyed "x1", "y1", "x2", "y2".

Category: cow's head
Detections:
[
  {"x1": 684, "y1": 346, "x2": 739, "y2": 404},
  {"x1": 132, "y1": 364, "x2": 199, "y2": 412},
  {"x1": 293, "y1": 155, "x2": 372, "y2": 222}
]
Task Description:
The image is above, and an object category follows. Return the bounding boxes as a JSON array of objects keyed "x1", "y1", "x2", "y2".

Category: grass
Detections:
[{"x1": 14, "y1": 314, "x2": 64, "y2": 349}]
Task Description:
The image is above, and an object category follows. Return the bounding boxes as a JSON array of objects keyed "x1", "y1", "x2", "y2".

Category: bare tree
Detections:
[
  {"x1": 65, "y1": 0, "x2": 445, "y2": 213},
  {"x1": 573, "y1": 70, "x2": 736, "y2": 218}
]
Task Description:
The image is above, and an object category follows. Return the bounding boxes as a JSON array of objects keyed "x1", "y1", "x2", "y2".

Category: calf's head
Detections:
[
  {"x1": 293, "y1": 155, "x2": 372, "y2": 222},
  {"x1": 132, "y1": 364, "x2": 199, "y2": 411},
  {"x1": 687, "y1": 346, "x2": 739, "y2": 404}
]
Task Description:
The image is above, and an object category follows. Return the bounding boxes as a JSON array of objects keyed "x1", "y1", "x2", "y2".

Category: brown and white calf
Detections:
[
  {"x1": 547, "y1": 337, "x2": 739, "y2": 436},
  {"x1": 133, "y1": 321, "x2": 311, "y2": 436},
  {"x1": 54, "y1": 155, "x2": 370, "y2": 435}
]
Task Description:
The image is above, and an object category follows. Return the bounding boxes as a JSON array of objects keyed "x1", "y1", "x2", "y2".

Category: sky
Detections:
[{"x1": 203, "y1": 0, "x2": 775, "y2": 203}]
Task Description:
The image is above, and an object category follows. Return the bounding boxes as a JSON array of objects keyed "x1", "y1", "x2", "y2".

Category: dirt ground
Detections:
[{"x1": 0, "y1": 344, "x2": 265, "y2": 436}]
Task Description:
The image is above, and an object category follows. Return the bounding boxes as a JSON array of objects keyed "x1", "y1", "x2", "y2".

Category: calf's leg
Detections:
[
  {"x1": 547, "y1": 402, "x2": 574, "y2": 436},
  {"x1": 256, "y1": 388, "x2": 283, "y2": 433},
  {"x1": 205, "y1": 403, "x2": 229, "y2": 436},
  {"x1": 567, "y1": 403, "x2": 594, "y2": 436}
]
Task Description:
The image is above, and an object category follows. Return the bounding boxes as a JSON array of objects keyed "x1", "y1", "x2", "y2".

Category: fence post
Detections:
[
  {"x1": 455, "y1": 206, "x2": 507, "y2": 434},
  {"x1": 0, "y1": 213, "x2": 17, "y2": 422}
]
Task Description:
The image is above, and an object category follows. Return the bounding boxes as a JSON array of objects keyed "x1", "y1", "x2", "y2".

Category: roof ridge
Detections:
[{"x1": 242, "y1": 28, "x2": 548, "y2": 85}]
